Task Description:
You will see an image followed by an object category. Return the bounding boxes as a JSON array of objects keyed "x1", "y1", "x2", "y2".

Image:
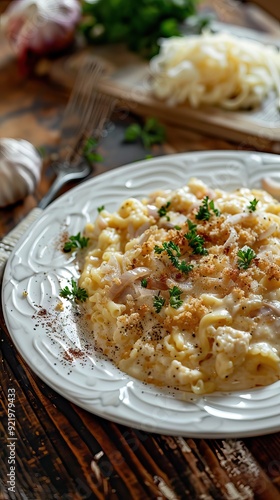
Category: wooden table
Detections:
[{"x1": 1, "y1": 2, "x2": 280, "y2": 499}]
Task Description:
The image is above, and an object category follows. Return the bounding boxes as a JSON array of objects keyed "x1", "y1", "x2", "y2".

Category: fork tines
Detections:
[
  {"x1": 60, "y1": 55, "x2": 116, "y2": 163},
  {"x1": 88, "y1": 91, "x2": 116, "y2": 140}
]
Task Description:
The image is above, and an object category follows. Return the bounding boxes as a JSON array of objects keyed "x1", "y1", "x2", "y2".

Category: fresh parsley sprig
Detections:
[
  {"x1": 60, "y1": 278, "x2": 88, "y2": 302},
  {"x1": 237, "y1": 247, "x2": 256, "y2": 270},
  {"x1": 153, "y1": 286, "x2": 184, "y2": 313},
  {"x1": 155, "y1": 241, "x2": 179, "y2": 262},
  {"x1": 195, "y1": 196, "x2": 220, "y2": 221},
  {"x1": 169, "y1": 286, "x2": 183, "y2": 309},
  {"x1": 153, "y1": 294, "x2": 165, "y2": 313},
  {"x1": 247, "y1": 198, "x2": 259, "y2": 213},
  {"x1": 141, "y1": 278, "x2": 148, "y2": 288},
  {"x1": 63, "y1": 232, "x2": 89, "y2": 253},
  {"x1": 185, "y1": 219, "x2": 208, "y2": 255},
  {"x1": 154, "y1": 241, "x2": 193, "y2": 274},
  {"x1": 158, "y1": 201, "x2": 171, "y2": 219},
  {"x1": 124, "y1": 117, "x2": 166, "y2": 149},
  {"x1": 178, "y1": 260, "x2": 194, "y2": 273}
]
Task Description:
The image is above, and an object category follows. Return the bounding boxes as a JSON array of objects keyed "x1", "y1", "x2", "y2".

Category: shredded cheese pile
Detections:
[{"x1": 150, "y1": 32, "x2": 280, "y2": 110}]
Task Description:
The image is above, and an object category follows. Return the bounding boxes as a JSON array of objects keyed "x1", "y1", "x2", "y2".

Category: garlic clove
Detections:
[{"x1": 0, "y1": 138, "x2": 43, "y2": 207}]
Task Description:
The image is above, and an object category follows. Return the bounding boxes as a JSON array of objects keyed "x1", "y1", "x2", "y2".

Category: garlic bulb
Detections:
[
  {"x1": 2, "y1": 0, "x2": 81, "y2": 74},
  {"x1": 0, "y1": 138, "x2": 43, "y2": 207}
]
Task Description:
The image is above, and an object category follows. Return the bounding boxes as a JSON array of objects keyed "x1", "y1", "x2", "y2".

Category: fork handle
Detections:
[{"x1": 38, "y1": 169, "x2": 73, "y2": 209}]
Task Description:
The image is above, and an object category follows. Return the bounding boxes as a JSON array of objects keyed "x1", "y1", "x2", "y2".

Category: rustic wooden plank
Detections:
[
  {"x1": 22, "y1": 381, "x2": 133, "y2": 498},
  {"x1": 1, "y1": 331, "x2": 77, "y2": 499},
  {"x1": 153, "y1": 435, "x2": 227, "y2": 499},
  {"x1": 243, "y1": 435, "x2": 280, "y2": 491},
  {"x1": 75, "y1": 410, "x2": 161, "y2": 499},
  {"x1": 106, "y1": 423, "x2": 185, "y2": 497},
  {"x1": 1, "y1": 325, "x2": 122, "y2": 499},
  {"x1": 204, "y1": 439, "x2": 280, "y2": 500}
]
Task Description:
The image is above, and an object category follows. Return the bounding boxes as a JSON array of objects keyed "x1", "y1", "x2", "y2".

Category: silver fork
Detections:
[
  {"x1": 39, "y1": 92, "x2": 116, "y2": 209},
  {"x1": 39, "y1": 57, "x2": 115, "y2": 209},
  {"x1": 0, "y1": 57, "x2": 116, "y2": 274}
]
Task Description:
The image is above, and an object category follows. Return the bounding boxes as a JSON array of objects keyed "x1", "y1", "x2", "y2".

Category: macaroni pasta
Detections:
[{"x1": 80, "y1": 178, "x2": 280, "y2": 394}]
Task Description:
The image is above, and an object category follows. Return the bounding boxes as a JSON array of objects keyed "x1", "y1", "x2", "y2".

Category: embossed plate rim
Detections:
[{"x1": 2, "y1": 150, "x2": 280, "y2": 438}]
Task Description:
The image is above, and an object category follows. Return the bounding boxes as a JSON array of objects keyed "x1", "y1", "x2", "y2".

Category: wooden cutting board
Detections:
[{"x1": 46, "y1": 44, "x2": 280, "y2": 153}]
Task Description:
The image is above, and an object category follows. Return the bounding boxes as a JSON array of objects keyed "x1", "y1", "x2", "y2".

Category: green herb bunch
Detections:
[{"x1": 80, "y1": 0, "x2": 200, "y2": 59}]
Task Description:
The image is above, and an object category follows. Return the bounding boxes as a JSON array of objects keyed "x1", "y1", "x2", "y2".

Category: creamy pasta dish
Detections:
[{"x1": 79, "y1": 178, "x2": 280, "y2": 394}]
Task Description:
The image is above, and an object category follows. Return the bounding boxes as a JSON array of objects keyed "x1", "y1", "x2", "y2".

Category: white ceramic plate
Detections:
[{"x1": 3, "y1": 151, "x2": 280, "y2": 438}]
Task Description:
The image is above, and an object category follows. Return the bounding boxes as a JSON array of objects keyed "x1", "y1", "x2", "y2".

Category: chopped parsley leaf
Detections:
[
  {"x1": 185, "y1": 219, "x2": 208, "y2": 255},
  {"x1": 63, "y1": 232, "x2": 89, "y2": 252},
  {"x1": 155, "y1": 240, "x2": 193, "y2": 274},
  {"x1": 141, "y1": 278, "x2": 148, "y2": 288},
  {"x1": 158, "y1": 201, "x2": 171, "y2": 218},
  {"x1": 169, "y1": 286, "x2": 183, "y2": 309},
  {"x1": 247, "y1": 198, "x2": 259, "y2": 212},
  {"x1": 179, "y1": 261, "x2": 194, "y2": 273},
  {"x1": 237, "y1": 247, "x2": 256, "y2": 270},
  {"x1": 196, "y1": 196, "x2": 220, "y2": 221},
  {"x1": 153, "y1": 294, "x2": 165, "y2": 313},
  {"x1": 97, "y1": 205, "x2": 105, "y2": 213},
  {"x1": 60, "y1": 278, "x2": 88, "y2": 302}
]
